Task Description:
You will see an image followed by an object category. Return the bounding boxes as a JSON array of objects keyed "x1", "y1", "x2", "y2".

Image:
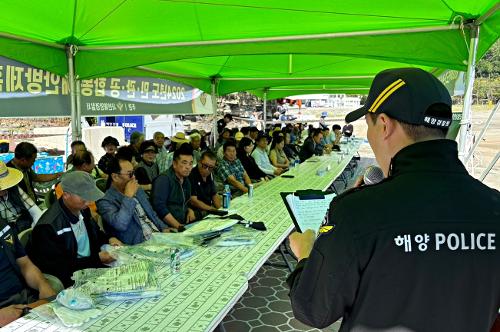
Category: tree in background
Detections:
[{"x1": 474, "y1": 40, "x2": 499, "y2": 104}]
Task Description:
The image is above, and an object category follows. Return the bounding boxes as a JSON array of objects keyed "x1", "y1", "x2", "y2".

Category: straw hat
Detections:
[
  {"x1": 171, "y1": 132, "x2": 190, "y2": 144},
  {"x1": 0, "y1": 161, "x2": 23, "y2": 191}
]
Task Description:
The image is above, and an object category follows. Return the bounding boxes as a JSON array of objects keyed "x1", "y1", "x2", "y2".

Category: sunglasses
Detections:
[{"x1": 200, "y1": 163, "x2": 215, "y2": 171}]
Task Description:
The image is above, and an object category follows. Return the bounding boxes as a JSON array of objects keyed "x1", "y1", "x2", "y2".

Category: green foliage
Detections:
[
  {"x1": 473, "y1": 77, "x2": 500, "y2": 102},
  {"x1": 476, "y1": 40, "x2": 499, "y2": 78}
]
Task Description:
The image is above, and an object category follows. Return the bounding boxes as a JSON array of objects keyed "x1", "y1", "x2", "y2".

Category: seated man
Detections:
[
  {"x1": 7, "y1": 142, "x2": 63, "y2": 204},
  {"x1": 237, "y1": 138, "x2": 269, "y2": 182},
  {"x1": 319, "y1": 127, "x2": 333, "y2": 154},
  {"x1": 252, "y1": 133, "x2": 283, "y2": 176},
  {"x1": 298, "y1": 128, "x2": 324, "y2": 162},
  {"x1": 28, "y1": 171, "x2": 119, "y2": 287},
  {"x1": 320, "y1": 127, "x2": 333, "y2": 146},
  {"x1": 248, "y1": 127, "x2": 259, "y2": 144},
  {"x1": 188, "y1": 151, "x2": 222, "y2": 219},
  {"x1": 135, "y1": 140, "x2": 160, "y2": 191},
  {"x1": 217, "y1": 114, "x2": 233, "y2": 134},
  {"x1": 97, "y1": 157, "x2": 169, "y2": 245},
  {"x1": 65, "y1": 140, "x2": 86, "y2": 170},
  {"x1": 215, "y1": 128, "x2": 232, "y2": 159},
  {"x1": 153, "y1": 131, "x2": 169, "y2": 174},
  {"x1": 0, "y1": 162, "x2": 43, "y2": 233},
  {"x1": 217, "y1": 141, "x2": 252, "y2": 195},
  {"x1": 342, "y1": 121, "x2": 354, "y2": 137},
  {"x1": 0, "y1": 219, "x2": 55, "y2": 327},
  {"x1": 129, "y1": 131, "x2": 145, "y2": 164},
  {"x1": 151, "y1": 144, "x2": 195, "y2": 232},
  {"x1": 190, "y1": 132, "x2": 202, "y2": 167},
  {"x1": 162, "y1": 132, "x2": 190, "y2": 171},
  {"x1": 331, "y1": 124, "x2": 342, "y2": 151}
]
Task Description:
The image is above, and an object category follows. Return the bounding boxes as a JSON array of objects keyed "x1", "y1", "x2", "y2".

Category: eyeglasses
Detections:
[
  {"x1": 117, "y1": 170, "x2": 134, "y2": 178},
  {"x1": 200, "y1": 163, "x2": 215, "y2": 171}
]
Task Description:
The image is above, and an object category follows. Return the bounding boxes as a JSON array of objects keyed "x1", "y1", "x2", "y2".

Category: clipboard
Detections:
[{"x1": 280, "y1": 189, "x2": 336, "y2": 233}]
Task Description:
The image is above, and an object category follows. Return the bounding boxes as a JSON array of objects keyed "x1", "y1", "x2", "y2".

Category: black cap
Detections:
[
  {"x1": 140, "y1": 140, "x2": 158, "y2": 154},
  {"x1": 345, "y1": 68, "x2": 452, "y2": 129},
  {"x1": 256, "y1": 131, "x2": 270, "y2": 142}
]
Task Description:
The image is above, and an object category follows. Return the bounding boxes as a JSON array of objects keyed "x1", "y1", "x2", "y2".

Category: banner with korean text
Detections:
[{"x1": 0, "y1": 56, "x2": 213, "y2": 117}]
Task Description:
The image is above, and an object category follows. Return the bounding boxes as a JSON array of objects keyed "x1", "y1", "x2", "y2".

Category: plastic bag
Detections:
[
  {"x1": 52, "y1": 304, "x2": 102, "y2": 327},
  {"x1": 100, "y1": 244, "x2": 136, "y2": 267},
  {"x1": 72, "y1": 260, "x2": 161, "y2": 301},
  {"x1": 56, "y1": 288, "x2": 94, "y2": 310},
  {"x1": 31, "y1": 303, "x2": 102, "y2": 328}
]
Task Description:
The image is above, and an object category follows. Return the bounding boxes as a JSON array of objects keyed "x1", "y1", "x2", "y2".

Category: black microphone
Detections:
[{"x1": 363, "y1": 165, "x2": 384, "y2": 185}]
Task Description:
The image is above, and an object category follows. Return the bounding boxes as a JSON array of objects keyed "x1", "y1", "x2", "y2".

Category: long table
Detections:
[
  {"x1": 3, "y1": 138, "x2": 364, "y2": 332},
  {"x1": 184, "y1": 138, "x2": 364, "y2": 279}
]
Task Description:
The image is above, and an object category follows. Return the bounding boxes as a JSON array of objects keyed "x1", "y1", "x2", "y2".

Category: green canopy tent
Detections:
[{"x1": 0, "y1": 0, "x2": 498, "y2": 157}]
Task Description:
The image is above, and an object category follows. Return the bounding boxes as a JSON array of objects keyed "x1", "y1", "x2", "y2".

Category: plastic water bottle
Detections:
[
  {"x1": 248, "y1": 184, "x2": 254, "y2": 199},
  {"x1": 223, "y1": 185, "x2": 231, "y2": 209},
  {"x1": 316, "y1": 167, "x2": 326, "y2": 177}
]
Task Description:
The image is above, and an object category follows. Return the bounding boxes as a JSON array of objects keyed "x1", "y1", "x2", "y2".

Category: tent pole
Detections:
[
  {"x1": 221, "y1": 75, "x2": 373, "y2": 81},
  {"x1": 75, "y1": 79, "x2": 82, "y2": 139},
  {"x1": 211, "y1": 79, "x2": 218, "y2": 148},
  {"x1": 66, "y1": 45, "x2": 80, "y2": 141},
  {"x1": 269, "y1": 87, "x2": 369, "y2": 91},
  {"x1": 479, "y1": 152, "x2": 500, "y2": 182},
  {"x1": 464, "y1": 101, "x2": 499, "y2": 164},
  {"x1": 79, "y1": 24, "x2": 462, "y2": 51},
  {"x1": 458, "y1": 25, "x2": 479, "y2": 163}
]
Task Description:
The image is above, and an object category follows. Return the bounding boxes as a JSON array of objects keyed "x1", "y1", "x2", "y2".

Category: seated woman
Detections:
[
  {"x1": 134, "y1": 140, "x2": 160, "y2": 192},
  {"x1": 283, "y1": 131, "x2": 299, "y2": 161},
  {"x1": 269, "y1": 136, "x2": 290, "y2": 170},
  {"x1": 236, "y1": 138, "x2": 268, "y2": 182}
]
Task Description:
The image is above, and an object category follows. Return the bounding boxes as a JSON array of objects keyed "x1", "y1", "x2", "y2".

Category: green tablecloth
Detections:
[{"x1": 4, "y1": 139, "x2": 363, "y2": 332}]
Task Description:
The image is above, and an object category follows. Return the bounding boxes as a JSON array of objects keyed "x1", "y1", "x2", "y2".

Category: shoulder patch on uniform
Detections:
[
  {"x1": 5, "y1": 234, "x2": 13, "y2": 245},
  {"x1": 319, "y1": 225, "x2": 334, "y2": 234}
]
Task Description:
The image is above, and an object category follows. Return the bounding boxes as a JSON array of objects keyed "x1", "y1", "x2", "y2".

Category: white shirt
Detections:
[{"x1": 251, "y1": 147, "x2": 276, "y2": 176}]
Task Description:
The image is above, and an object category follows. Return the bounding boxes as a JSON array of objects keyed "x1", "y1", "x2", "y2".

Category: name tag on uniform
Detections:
[
  {"x1": 0, "y1": 225, "x2": 11, "y2": 238},
  {"x1": 56, "y1": 227, "x2": 72, "y2": 236}
]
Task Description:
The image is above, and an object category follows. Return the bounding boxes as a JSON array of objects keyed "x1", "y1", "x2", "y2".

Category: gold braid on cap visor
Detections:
[{"x1": 368, "y1": 79, "x2": 406, "y2": 113}]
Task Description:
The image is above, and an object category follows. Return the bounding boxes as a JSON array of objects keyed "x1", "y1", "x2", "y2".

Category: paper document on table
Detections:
[{"x1": 285, "y1": 193, "x2": 336, "y2": 233}]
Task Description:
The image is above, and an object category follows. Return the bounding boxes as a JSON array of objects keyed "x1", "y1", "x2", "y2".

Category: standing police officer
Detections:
[{"x1": 287, "y1": 68, "x2": 500, "y2": 332}]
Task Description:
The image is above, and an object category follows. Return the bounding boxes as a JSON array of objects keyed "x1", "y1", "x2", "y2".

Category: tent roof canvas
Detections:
[{"x1": 0, "y1": 1, "x2": 498, "y2": 95}]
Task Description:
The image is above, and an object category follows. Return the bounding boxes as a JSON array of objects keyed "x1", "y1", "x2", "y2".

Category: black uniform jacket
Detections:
[
  {"x1": 288, "y1": 139, "x2": 500, "y2": 332},
  {"x1": 299, "y1": 137, "x2": 323, "y2": 162},
  {"x1": 28, "y1": 199, "x2": 109, "y2": 287}
]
